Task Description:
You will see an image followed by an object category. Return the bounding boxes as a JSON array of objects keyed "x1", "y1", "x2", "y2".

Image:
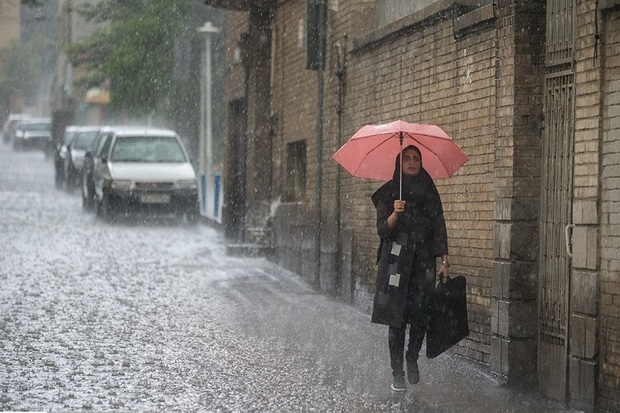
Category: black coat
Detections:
[{"x1": 370, "y1": 168, "x2": 448, "y2": 327}]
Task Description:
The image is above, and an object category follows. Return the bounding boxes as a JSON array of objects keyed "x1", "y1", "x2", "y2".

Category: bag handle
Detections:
[{"x1": 438, "y1": 270, "x2": 450, "y2": 285}]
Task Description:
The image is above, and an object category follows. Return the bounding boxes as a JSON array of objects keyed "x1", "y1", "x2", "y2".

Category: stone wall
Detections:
[
  {"x1": 490, "y1": 0, "x2": 544, "y2": 381},
  {"x1": 598, "y1": 3, "x2": 620, "y2": 411},
  {"x1": 338, "y1": 1, "x2": 498, "y2": 365}
]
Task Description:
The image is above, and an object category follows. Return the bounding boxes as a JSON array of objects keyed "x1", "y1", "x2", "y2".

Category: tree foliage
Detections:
[
  {"x1": 68, "y1": 0, "x2": 192, "y2": 117},
  {"x1": 64, "y1": 0, "x2": 226, "y2": 162}
]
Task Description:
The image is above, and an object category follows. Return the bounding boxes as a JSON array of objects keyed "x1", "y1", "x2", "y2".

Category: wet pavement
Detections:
[{"x1": 0, "y1": 141, "x2": 581, "y2": 412}]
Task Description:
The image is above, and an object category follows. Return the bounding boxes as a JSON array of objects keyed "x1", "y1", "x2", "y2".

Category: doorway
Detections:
[{"x1": 225, "y1": 99, "x2": 248, "y2": 242}]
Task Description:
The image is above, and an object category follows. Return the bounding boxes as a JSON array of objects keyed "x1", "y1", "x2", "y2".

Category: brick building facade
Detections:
[
  {"x1": 0, "y1": 1, "x2": 19, "y2": 51},
  {"x1": 205, "y1": 0, "x2": 620, "y2": 411},
  {"x1": 0, "y1": 0, "x2": 21, "y2": 117}
]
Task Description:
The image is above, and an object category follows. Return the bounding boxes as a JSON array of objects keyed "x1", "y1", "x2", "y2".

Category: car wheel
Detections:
[
  {"x1": 95, "y1": 195, "x2": 112, "y2": 221},
  {"x1": 64, "y1": 168, "x2": 75, "y2": 192},
  {"x1": 55, "y1": 171, "x2": 63, "y2": 189},
  {"x1": 102, "y1": 196, "x2": 113, "y2": 221},
  {"x1": 81, "y1": 174, "x2": 94, "y2": 212},
  {"x1": 186, "y1": 205, "x2": 200, "y2": 224},
  {"x1": 95, "y1": 196, "x2": 102, "y2": 218}
]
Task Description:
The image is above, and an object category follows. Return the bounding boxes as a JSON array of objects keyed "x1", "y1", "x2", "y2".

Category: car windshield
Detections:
[
  {"x1": 110, "y1": 135, "x2": 186, "y2": 163},
  {"x1": 73, "y1": 131, "x2": 99, "y2": 150}
]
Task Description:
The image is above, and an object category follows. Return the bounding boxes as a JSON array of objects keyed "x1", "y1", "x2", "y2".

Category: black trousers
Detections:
[{"x1": 388, "y1": 284, "x2": 427, "y2": 377}]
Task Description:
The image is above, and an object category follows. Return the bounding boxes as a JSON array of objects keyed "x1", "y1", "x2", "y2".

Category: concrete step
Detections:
[{"x1": 226, "y1": 243, "x2": 272, "y2": 258}]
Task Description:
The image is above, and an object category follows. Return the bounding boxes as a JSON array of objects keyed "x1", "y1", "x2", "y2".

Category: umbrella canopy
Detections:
[{"x1": 331, "y1": 120, "x2": 469, "y2": 182}]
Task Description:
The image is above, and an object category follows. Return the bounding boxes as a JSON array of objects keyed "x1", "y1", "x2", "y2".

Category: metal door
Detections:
[
  {"x1": 539, "y1": 0, "x2": 575, "y2": 402},
  {"x1": 538, "y1": 69, "x2": 575, "y2": 403}
]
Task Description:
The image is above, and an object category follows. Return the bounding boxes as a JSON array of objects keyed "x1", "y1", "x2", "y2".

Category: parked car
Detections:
[
  {"x1": 12, "y1": 118, "x2": 52, "y2": 151},
  {"x1": 55, "y1": 125, "x2": 84, "y2": 188},
  {"x1": 90, "y1": 127, "x2": 199, "y2": 222},
  {"x1": 2, "y1": 113, "x2": 31, "y2": 144},
  {"x1": 63, "y1": 126, "x2": 100, "y2": 189},
  {"x1": 81, "y1": 126, "x2": 118, "y2": 211}
]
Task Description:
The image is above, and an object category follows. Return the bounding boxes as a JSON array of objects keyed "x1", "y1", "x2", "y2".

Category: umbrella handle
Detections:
[{"x1": 399, "y1": 132, "x2": 403, "y2": 200}]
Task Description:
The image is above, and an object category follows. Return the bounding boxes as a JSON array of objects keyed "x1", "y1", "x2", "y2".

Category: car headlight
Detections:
[
  {"x1": 173, "y1": 180, "x2": 198, "y2": 189},
  {"x1": 110, "y1": 180, "x2": 134, "y2": 190}
]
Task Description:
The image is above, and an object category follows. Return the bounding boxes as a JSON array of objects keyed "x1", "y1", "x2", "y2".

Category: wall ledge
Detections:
[{"x1": 351, "y1": 0, "x2": 492, "y2": 54}]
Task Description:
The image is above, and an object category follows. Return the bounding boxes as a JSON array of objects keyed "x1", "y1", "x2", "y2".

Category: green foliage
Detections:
[
  {"x1": 66, "y1": 0, "x2": 226, "y2": 160},
  {"x1": 66, "y1": 26, "x2": 113, "y2": 89},
  {"x1": 69, "y1": 0, "x2": 192, "y2": 117}
]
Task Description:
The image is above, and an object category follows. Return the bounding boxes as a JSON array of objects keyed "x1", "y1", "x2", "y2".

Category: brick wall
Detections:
[
  {"x1": 270, "y1": 2, "x2": 320, "y2": 282},
  {"x1": 220, "y1": 2, "x2": 620, "y2": 406},
  {"x1": 337, "y1": 4, "x2": 496, "y2": 364},
  {"x1": 490, "y1": 0, "x2": 544, "y2": 381},
  {"x1": 571, "y1": 0, "x2": 601, "y2": 407},
  {"x1": 223, "y1": 12, "x2": 248, "y2": 102},
  {"x1": 219, "y1": 0, "x2": 620, "y2": 411},
  {"x1": 0, "y1": 0, "x2": 19, "y2": 50},
  {"x1": 599, "y1": 4, "x2": 620, "y2": 410}
]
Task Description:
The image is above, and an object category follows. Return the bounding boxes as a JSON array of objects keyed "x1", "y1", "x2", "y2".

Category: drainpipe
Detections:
[
  {"x1": 335, "y1": 39, "x2": 346, "y2": 294},
  {"x1": 314, "y1": 0, "x2": 326, "y2": 289}
]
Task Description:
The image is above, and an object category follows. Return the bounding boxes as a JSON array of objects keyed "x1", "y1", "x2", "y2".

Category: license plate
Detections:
[{"x1": 140, "y1": 194, "x2": 170, "y2": 204}]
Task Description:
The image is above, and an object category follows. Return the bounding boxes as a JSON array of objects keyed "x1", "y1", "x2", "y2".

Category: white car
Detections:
[
  {"x1": 56, "y1": 125, "x2": 98, "y2": 187},
  {"x1": 64, "y1": 126, "x2": 101, "y2": 188},
  {"x1": 92, "y1": 127, "x2": 199, "y2": 221}
]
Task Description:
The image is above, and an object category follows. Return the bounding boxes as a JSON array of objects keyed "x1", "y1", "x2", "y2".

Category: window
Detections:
[
  {"x1": 98, "y1": 134, "x2": 113, "y2": 158},
  {"x1": 376, "y1": 0, "x2": 438, "y2": 28},
  {"x1": 73, "y1": 131, "x2": 99, "y2": 150},
  {"x1": 284, "y1": 140, "x2": 306, "y2": 202}
]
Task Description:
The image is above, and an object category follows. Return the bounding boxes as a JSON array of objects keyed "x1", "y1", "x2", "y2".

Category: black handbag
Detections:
[{"x1": 426, "y1": 275, "x2": 469, "y2": 359}]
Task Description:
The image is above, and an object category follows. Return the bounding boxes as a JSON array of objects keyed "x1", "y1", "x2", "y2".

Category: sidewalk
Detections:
[
  {"x1": 388, "y1": 349, "x2": 581, "y2": 412},
  {"x1": 231, "y1": 260, "x2": 584, "y2": 413}
]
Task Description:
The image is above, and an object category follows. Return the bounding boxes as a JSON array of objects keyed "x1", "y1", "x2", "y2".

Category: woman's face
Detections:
[{"x1": 401, "y1": 148, "x2": 422, "y2": 176}]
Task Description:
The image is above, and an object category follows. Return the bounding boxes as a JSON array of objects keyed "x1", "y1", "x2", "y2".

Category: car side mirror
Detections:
[{"x1": 100, "y1": 155, "x2": 108, "y2": 163}]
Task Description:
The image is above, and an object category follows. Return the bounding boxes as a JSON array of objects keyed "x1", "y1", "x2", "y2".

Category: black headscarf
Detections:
[{"x1": 371, "y1": 145, "x2": 443, "y2": 220}]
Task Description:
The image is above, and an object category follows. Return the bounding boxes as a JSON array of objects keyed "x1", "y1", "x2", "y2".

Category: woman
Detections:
[{"x1": 371, "y1": 145, "x2": 449, "y2": 392}]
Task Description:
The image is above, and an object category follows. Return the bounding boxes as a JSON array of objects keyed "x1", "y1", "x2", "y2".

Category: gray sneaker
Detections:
[{"x1": 391, "y1": 375, "x2": 407, "y2": 392}]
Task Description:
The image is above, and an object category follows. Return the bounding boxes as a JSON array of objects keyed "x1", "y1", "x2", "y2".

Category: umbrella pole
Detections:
[{"x1": 399, "y1": 132, "x2": 403, "y2": 200}]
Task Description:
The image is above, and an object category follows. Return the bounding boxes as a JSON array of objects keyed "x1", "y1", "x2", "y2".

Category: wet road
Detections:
[
  {"x1": 0, "y1": 142, "x2": 576, "y2": 413},
  {"x1": 0, "y1": 142, "x2": 394, "y2": 412}
]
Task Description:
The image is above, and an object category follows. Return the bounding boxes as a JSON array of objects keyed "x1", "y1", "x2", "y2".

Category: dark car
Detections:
[
  {"x1": 12, "y1": 118, "x2": 52, "y2": 151},
  {"x1": 2, "y1": 113, "x2": 31, "y2": 144},
  {"x1": 89, "y1": 126, "x2": 199, "y2": 221}
]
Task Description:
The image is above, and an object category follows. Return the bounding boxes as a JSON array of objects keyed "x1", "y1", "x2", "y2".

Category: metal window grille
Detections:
[
  {"x1": 376, "y1": 0, "x2": 437, "y2": 28},
  {"x1": 545, "y1": 0, "x2": 574, "y2": 66}
]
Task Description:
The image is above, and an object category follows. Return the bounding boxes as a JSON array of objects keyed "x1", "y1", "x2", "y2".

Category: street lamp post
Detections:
[{"x1": 197, "y1": 21, "x2": 219, "y2": 217}]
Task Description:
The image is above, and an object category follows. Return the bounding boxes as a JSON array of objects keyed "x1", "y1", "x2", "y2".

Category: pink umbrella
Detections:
[{"x1": 331, "y1": 120, "x2": 469, "y2": 198}]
